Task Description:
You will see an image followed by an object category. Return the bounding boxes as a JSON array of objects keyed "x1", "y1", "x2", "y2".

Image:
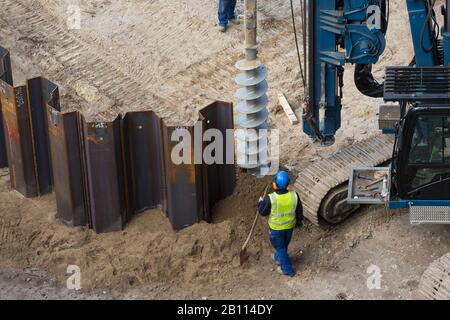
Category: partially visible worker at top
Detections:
[
  {"x1": 257, "y1": 171, "x2": 303, "y2": 277},
  {"x1": 218, "y1": 0, "x2": 239, "y2": 32}
]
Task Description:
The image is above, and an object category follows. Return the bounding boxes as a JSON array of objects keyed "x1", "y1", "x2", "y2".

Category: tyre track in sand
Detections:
[
  {"x1": 23, "y1": 0, "x2": 302, "y2": 120},
  {"x1": 0, "y1": 0, "x2": 184, "y2": 123}
]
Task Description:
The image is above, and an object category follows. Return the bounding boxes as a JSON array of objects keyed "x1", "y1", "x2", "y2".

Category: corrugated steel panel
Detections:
[
  {"x1": 121, "y1": 111, "x2": 165, "y2": 222},
  {"x1": 82, "y1": 116, "x2": 126, "y2": 233},
  {"x1": 0, "y1": 48, "x2": 13, "y2": 85},
  {"x1": 0, "y1": 76, "x2": 59, "y2": 197},
  {"x1": 0, "y1": 82, "x2": 38, "y2": 197},
  {"x1": 162, "y1": 124, "x2": 204, "y2": 230},
  {"x1": 199, "y1": 101, "x2": 235, "y2": 222},
  {"x1": 47, "y1": 106, "x2": 87, "y2": 226},
  {"x1": 0, "y1": 47, "x2": 13, "y2": 168},
  {"x1": 27, "y1": 77, "x2": 58, "y2": 195}
]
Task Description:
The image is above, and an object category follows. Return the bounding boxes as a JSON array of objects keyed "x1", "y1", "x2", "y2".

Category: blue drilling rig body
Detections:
[{"x1": 299, "y1": 0, "x2": 450, "y2": 224}]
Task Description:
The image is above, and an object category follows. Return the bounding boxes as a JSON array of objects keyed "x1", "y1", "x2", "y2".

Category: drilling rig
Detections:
[
  {"x1": 237, "y1": 0, "x2": 450, "y2": 298},
  {"x1": 277, "y1": 0, "x2": 450, "y2": 227}
]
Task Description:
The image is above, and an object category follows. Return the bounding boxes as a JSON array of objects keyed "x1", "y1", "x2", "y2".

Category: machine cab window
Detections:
[{"x1": 402, "y1": 114, "x2": 450, "y2": 199}]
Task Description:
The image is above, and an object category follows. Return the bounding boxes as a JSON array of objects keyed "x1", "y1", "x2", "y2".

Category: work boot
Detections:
[
  {"x1": 229, "y1": 17, "x2": 240, "y2": 25},
  {"x1": 277, "y1": 266, "x2": 295, "y2": 277},
  {"x1": 272, "y1": 253, "x2": 280, "y2": 265},
  {"x1": 218, "y1": 25, "x2": 227, "y2": 32}
]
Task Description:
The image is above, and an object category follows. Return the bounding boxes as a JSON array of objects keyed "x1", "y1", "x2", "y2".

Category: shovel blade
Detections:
[{"x1": 239, "y1": 248, "x2": 250, "y2": 266}]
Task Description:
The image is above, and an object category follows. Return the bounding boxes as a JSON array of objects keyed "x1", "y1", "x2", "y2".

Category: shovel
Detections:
[{"x1": 239, "y1": 184, "x2": 270, "y2": 266}]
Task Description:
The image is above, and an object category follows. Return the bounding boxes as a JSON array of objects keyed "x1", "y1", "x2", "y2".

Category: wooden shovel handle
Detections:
[
  {"x1": 241, "y1": 184, "x2": 270, "y2": 251},
  {"x1": 241, "y1": 211, "x2": 259, "y2": 251}
]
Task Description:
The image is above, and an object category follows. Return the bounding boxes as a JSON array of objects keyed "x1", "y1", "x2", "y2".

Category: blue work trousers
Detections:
[
  {"x1": 270, "y1": 228, "x2": 295, "y2": 276},
  {"x1": 218, "y1": 0, "x2": 237, "y2": 27}
]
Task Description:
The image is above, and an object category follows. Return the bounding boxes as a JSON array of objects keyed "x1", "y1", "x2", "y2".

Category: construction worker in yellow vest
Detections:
[{"x1": 257, "y1": 171, "x2": 303, "y2": 277}]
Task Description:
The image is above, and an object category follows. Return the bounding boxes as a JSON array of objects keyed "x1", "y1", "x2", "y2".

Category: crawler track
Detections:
[
  {"x1": 420, "y1": 253, "x2": 450, "y2": 300},
  {"x1": 294, "y1": 134, "x2": 395, "y2": 225}
]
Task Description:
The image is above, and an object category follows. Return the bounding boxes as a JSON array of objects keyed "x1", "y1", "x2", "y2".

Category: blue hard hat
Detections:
[{"x1": 275, "y1": 171, "x2": 290, "y2": 189}]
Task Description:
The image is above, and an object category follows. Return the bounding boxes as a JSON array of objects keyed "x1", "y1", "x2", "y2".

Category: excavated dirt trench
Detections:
[{"x1": 0, "y1": 0, "x2": 449, "y2": 299}]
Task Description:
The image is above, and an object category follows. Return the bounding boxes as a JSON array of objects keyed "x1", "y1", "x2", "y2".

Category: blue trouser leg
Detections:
[
  {"x1": 270, "y1": 228, "x2": 294, "y2": 276},
  {"x1": 218, "y1": 0, "x2": 237, "y2": 27},
  {"x1": 227, "y1": 0, "x2": 237, "y2": 20}
]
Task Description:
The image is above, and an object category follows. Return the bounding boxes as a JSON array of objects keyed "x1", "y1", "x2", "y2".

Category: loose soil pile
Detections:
[{"x1": 0, "y1": 169, "x2": 275, "y2": 296}]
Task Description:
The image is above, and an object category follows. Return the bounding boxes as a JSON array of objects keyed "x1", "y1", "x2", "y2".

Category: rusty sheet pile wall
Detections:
[
  {"x1": 0, "y1": 47, "x2": 235, "y2": 233},
  {"x1": 0, "y1": 47, "x2": 13, "y2": 168}
]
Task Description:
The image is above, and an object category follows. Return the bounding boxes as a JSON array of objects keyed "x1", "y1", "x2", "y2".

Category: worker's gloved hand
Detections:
[{"x1": 258, "y1": 196, "x2": 264, "y2": 203}]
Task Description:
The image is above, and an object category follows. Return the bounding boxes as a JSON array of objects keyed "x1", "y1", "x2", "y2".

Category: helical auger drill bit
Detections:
[{"x1": 235, "y1": 0, "x2": 269, "y2": 176}]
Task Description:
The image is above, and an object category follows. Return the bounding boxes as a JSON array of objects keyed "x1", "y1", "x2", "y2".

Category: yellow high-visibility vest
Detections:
[{"x1": 268, "y1": 191, "x2": 298, "y2": 230}]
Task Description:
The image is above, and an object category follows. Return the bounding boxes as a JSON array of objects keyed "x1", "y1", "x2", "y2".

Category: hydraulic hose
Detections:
[
  {"x1": 354, "y1": 0, "x2": 388, "y2": 98},
  {"x1": 354, "y1": 64, "x2": 384, "y2": 98}
]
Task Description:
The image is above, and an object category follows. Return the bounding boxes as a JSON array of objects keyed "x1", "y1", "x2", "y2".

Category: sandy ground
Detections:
[
  {"x1": 0, "y1": 0, "x2": 449, "y2": 299},
  {"x1": 1, "y1": 166, "x2": 449, "y2": 300},
  {"x1": 0, "y1": 268, "x2": 110, "y2": 300}
]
